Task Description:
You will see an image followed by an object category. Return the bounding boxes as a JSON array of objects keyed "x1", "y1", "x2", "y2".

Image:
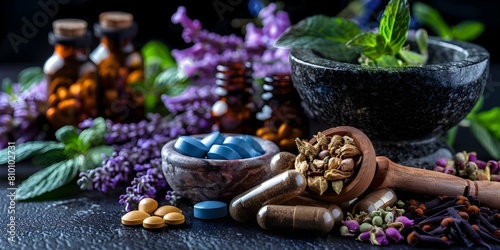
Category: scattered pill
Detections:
[
  {"x1": 257, "y1": 205, "x2": 334, "y2": 234},
  {"x1": 201, "y1": 131, "x2": 225, "y2": 148},
  {"x1": 207, "y1": 144, "x2": 241, "y2": 160},
  {"x1": 229, "y1": 170, "x2": 307, "y2": 223},
  {"x1": 194, "y1": 201, "x2": 228, "y2": 219},
  {"x1": 138, "y1": 197, "x2": 158, "y2": 214},
  {"x1": 121, "y1": 210, "x2": 150, "y2": 226},
  {"x1": 163, "y1": 212, "x2": 185, "y2": 225},
  {"x1": 174, "y1": 136, "x2": 209, "y2": 158},
  {"x1": 153, "y1": 205, "x2": 182, "y2": 217},
  {"x1": 142, "y1": 216, "x2": 165, "y2": 230}
]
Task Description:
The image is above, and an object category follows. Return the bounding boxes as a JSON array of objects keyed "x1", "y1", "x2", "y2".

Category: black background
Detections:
[{"x1": 1, "y1": 0, "x2": 499, "y2": 64}]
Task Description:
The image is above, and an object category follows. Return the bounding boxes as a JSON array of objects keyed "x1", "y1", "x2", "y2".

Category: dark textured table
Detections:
[
  {"x1": 1, "y1": 64, "x2": 500, "y2": 249},
  {"x1": 1, "y1": 159, "x2": 499, "y2": 250}
]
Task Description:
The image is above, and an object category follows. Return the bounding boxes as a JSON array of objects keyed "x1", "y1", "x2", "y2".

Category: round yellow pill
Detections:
[
  {"x1": 121, "y1": 210, "x2": 150, "y2": 226},
  {"x1": 163, "y1": 212, "x2": 185, "y2": 225},
  {"x1": 142, "y1": 216, "x2": 165, "y2": 229},
  {"x1": 153, "y1": 205, "x2": 182, "y2": 217}
]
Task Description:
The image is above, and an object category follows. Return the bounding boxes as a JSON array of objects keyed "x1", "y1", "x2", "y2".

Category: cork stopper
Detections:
[
  {"x1": 99, "y1": 11, "x2": 133, "y2": 29},
  {"x1": 53, "y1": 19, "x2": 87, "y2": 37}
]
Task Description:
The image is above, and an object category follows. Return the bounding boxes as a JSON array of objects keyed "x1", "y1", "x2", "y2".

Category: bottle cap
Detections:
[
  {"x1": 52, "y1": 19, "x2": 87, "y2": 37},
  {"x1": 99, "y1": 11, "x2": 133, "y2": 29}
]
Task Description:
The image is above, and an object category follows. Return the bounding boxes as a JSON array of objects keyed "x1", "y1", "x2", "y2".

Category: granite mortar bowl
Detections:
[
  {"x1": 161, "y1": 134, "x2": 280, "y2": 204},
  {"x1": 290, "y1": 37, "x2": 490, "y2": 142}
]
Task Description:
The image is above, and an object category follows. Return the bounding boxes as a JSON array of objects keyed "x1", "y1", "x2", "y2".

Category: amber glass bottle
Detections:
[
  {"x1": 211, "y1": 62, "x2": 261, "y2": 135},
  {"x1": 255, "y1": 73, "x2": 307, "y2": 153},
  {"x1": 44, "y1": 18, "x2": 98, "y2": 131},
  {"x1": 90, "y1": 11, "x2": 144, "y2": 123}
]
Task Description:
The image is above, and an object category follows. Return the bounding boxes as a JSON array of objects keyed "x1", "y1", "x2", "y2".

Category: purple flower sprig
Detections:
[{"x1": 170, "y1": 3, "x2": 292, "y2": 81}]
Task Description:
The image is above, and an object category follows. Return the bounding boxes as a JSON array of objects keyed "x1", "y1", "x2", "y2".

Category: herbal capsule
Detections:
[
  {"x1": 257, "y1": 205, "x2": 334, "y2": 234},
  {"x1": 351, "y1": 188, "x2": 397, "y2": 214},
  {"x1": 229, "y1": 170, "x2": 307, "y2": 223},
  {"x1": 282, "y1": 196, "x2": 343, "y2": 227}
]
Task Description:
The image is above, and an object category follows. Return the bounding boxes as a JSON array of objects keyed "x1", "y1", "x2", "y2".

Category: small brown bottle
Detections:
[
  {"x1": 211, "y1": 61, "x2": 261, "y2": 134},
  {"x1": 90, "y1": 11, "x2": 144, "y2": 123},
  {"x1": 255, "y1": 73, "x2": 307, "y2": 153},
  {"x1": 44, "y1": 18, "x2": 98, "y2": 131}
]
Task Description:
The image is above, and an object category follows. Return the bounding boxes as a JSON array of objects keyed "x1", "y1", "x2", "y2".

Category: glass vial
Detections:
[
  {"x1": 90, "y1": 11, "x2": 144, "y2": 123},
  {"x1": 44, "y1": 18, "x2": 98, "y2": 131},
  {"x1": 211, "y1": 62, "x2": 261, "y2": 134},
  {"x1": 256, "y1": 73, "x2": 307, "y2": 153}
]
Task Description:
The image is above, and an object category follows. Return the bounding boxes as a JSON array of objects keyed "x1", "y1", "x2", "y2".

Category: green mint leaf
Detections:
[
  {"x1": 398, "y1": 50, "x2": 425, "y2": 66},
  {"x1": 470, "y1": 120, "x2": 500, "y2": 159},
  {"x1": 1, "y1": 77, "x2": 14, "y2": 95},
  {"x1": 445, "y1": 125, "x2": 459, "y2": 146},
  {"x1": 475, "y1": 107, "x2": 500, "y2": 141},
  {"x1": 0, "y1": 141, "x2": 64, "y2": 164},
  {"x1": 347, "y1": 32, "x2": 387, "y2": 60},
  {"x1": 375, "y1": 55, "x2": 401, "y2": 67},
  {"x1": 55, "y1": 125, "x2": 80, "y2": 145},
  {"x1": 412, "y1": 1, "x2": 452, "y2": 39},
  {"x1": 18, "y1": 66, "x2": 44, "y2": 92},
  {"x1": 32, "y1": 148, "x2": 67, "y2": 167},
  {"x1": 154, "y1": 67, "x2": 189, "y2": 96},
  {"x1": 81, "y1": 145, "x2": 113, "y2": 172},
  {"x1": 16, "y1": 158, "x2": 79, "y2": 200},
  {"x1": 451, "y1": 21, "x2": 485, "y2": 41},
  {"x1": 274, "y1": 15, "x2": 361, "y2": 61},
  {"x1": 141, "y1": 40, "x2": 176, "y2": 69},
  {"x1": 415, "y1": 28, "x2": 428, "y2": 56},
  {"x1": 379, "y1": 0, "x2": 410, "y2": 55},
  {"x1": 79, "y1": 117, "x2": 106, "y2": 149}
]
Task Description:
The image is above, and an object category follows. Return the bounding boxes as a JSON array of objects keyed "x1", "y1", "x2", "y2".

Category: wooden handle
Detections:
[{"x1": 371, "y1": 156, "x2": 500, "y2": 210}]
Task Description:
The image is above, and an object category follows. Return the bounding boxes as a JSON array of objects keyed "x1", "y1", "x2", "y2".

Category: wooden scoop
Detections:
[{"x1": 305, "y1": 126, "x2": 500, "y2": 210}]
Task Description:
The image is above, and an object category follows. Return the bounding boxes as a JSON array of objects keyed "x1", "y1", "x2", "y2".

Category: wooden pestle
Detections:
[{"x1": 370, "y1": 156, "x2": 500, "y2": 210}]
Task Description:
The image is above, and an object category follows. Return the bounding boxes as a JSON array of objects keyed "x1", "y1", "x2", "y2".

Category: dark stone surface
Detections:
[
  {"x1": 290, "y1": 37, "x2": 490, "y2": 168},
  {"x1": 1, "y1": 180, "x2": 492, "y2": 250}
]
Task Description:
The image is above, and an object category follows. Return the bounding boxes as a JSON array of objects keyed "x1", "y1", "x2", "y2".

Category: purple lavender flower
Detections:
[{"x1": 385, "y1": 227, "x2": 404, "y2": 242}]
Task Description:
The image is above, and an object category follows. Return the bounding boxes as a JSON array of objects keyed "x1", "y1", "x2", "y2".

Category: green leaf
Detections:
[
  {"x1": 154, "y1": 67, "x2": 190, "y2": 96},
  {"x1": 16, "y1": 158, "x2": 79, "y2": 200},
  {"x1": 451, "y1": 21, "x2": 485, "y2": 41},
  {"x1": 347, "y1": 32, "x2": 387, "y2": 60},
  {"x1": 1, "y1": 77, "x2": 14, "y2": 95},
  {"x1": 445, "y1": 125, "x2": 459, "y2": 146},
  {"x1": 18, "y1": 66, "x2": 44, "y2": 92},
  {"x1": 81, "y1": 145, "x2": 113, "y2": 172},
  {"x1": 375, "y1": 55, "x2": 401, "y2": 67},
  {"x1": 55, "y1": 125, "x2": 79, "y2": 144},
  {"x1": 470, "y1": 120, "x2": 500, "y2": 159},
  {"x1": 79, "y1": 117, "x2": 106, "y2": 148},
  {"x1": 274, "y1": 15, "x2": 361, "y2": 61},
  {"x1": 398, "y1": 50, "x2": 425, "y2": 66},
  {"x1": 415, "y1": 28, "x2": 428, "y2": 56},
  {"x1": 379, "y1": 0, "x2": 410, "y2": 55},
  {"x1": 475, "y1": 107, "x2": 500, "y2": 141},
  {"x1": 141, "y1": 40, "x2": 176, "y2": 69},
  {"x1": 32, "y1": 148, "x2": 67, "y2": 167},
  {"x1": 0, "y1": 141, "x2": 64, "y2": 164},
  {"x1": 412, "y1": 1, "x2": 452, "y2": 39}
]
